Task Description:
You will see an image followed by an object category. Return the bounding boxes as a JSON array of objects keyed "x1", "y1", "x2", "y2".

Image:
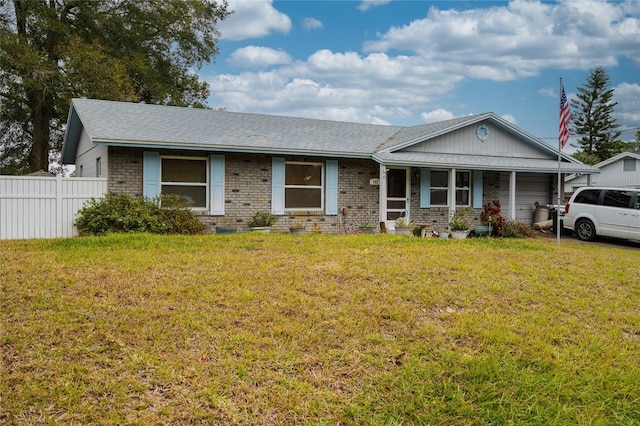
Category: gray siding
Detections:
[
  {"x1": 571, "y1": 159, "x2": 640, "y2": 189},
  {"x1": 499, "y1": 172, "x2": 553, "y2": 223},
  {"x1": 401, "y1": 124, "x2": 548, "y2": 159},
  {"x1": 75, "y1": 128, "x2": 108, "y2": 177}
]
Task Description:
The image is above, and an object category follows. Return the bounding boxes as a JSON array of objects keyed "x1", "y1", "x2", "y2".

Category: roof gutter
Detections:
[
  {"x1": 371, "y1": 154, "x2": 600, "y2": 174},
  {"x1": 91, "y1": 139, "x2": 373, "y2": 160}
]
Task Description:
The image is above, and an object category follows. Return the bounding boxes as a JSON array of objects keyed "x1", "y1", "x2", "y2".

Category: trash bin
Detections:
[
  {"x1": 533, "y1": 202, "x2": 550, "y2": 224},
  {"x1": 551, "y1": 210, "x2": 564, "y2": 233}
]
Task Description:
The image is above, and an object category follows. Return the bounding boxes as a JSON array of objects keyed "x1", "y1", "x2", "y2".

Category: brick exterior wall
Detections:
[
  {"x1": 408, "y1": 170, "x2": 499, "y2": 231},
  {"x1": 106, "y1": 148, "x2": 383, "y2": 234},
  {"x1": 106, "y1": 147, "x2": 503, "y2": 234},
  {"x1": 108, "y1": 148, "x2": 144, "y2": 197}
]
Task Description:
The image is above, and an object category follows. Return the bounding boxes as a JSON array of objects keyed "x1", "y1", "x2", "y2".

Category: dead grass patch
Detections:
[{"x1": 1, "y1": 233, "x2": 639, "y2": 424}]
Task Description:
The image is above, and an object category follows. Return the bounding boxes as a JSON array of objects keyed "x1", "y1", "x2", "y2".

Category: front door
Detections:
[{"x1": 386, "y1": 168, "x2": 409, "y2": 221}]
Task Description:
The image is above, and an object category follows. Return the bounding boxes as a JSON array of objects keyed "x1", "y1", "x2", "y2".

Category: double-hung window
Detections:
[
  {"x1": 160, "y1": 156, "x2": 208, "y2": 209},
  {"x1": 455, "y1": 171, "x2": 471, "y2": 206},
  {"x1": 430, "y1": 170, "x2": 449, "y2": 206},
  {"x1": 428, "y1": 169, "x2": 472, "y2": 206},
  {"x1": 285, "y1": 162, "x2": 324, "y2": 210}
]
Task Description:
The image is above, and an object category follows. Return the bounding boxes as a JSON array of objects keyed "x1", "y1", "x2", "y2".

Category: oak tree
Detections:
[{"x1": 0, "y1": 0, "x2": 230, "y2": 174}]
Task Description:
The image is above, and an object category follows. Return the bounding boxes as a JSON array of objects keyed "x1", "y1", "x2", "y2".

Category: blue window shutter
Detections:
[
  {"x1": 420, "y1": 168, "x2": 431, "y2": 208},
  {"x1": 473, "y1": 170, "x2": 483, "y2": 209},
  {"x1": 210, "y1": 154, "x2": 225, "y2": 215},
  {"x1": 143, "y1": 151, "x2": 160, "y2": 199},
  {"x1": 271, "y1": 157, "x2": 285, "y2": 215},
  {"x1": 325, "y1": 160, "x2": 338, "y2": 215}
]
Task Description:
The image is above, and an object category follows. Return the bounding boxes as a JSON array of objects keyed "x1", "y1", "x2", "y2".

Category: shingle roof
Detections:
[
  {"x1": 62, "y1": 98, "x2": 598, "y2": 174},
  {"x1": 67, "y1": 98, "x2": 402, "y2": 157}
]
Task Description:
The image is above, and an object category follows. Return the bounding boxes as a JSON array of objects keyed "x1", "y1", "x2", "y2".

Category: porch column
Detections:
[
  {"x1": 509, "y1": 171, "x2": 516, "y2": 220},
  {"x1": 449, "y1": 168, "x2": 456, "y2": 212},
  {"x1": 379, "y1": 164, "x2": 387, "y2": 223}
]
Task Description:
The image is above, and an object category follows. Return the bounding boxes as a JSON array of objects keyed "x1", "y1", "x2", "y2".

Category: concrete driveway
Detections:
[{"x1": 538, "y1": 230, "x2": 640, "y2": 251}]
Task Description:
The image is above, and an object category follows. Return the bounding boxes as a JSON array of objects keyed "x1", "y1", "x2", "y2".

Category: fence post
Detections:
[{"x1": 56, "y1": 174, "x2": 63, "y2": 238}]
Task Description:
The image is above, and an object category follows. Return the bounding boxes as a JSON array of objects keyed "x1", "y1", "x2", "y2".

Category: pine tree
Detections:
[{"x1": 570, "y1": 66, "x2": 622, "y2": 162}]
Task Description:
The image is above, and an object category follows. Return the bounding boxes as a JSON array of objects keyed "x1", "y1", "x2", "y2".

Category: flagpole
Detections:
[{"x1": 557, "y1": 77, "x2": 563, "y2": 246}]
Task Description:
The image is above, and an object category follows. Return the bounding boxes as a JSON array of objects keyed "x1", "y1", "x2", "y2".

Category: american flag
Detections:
[{"x1": 559, "y1": 83, "x2": 571, "y2": 148}]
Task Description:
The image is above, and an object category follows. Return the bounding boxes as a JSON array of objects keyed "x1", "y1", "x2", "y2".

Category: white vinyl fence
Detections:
[{"x1": 0, "y1": 175, "x2": 107, "y2": 240}]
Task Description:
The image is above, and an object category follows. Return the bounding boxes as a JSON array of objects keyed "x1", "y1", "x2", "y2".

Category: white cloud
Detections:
[
  {"x1": 205, "y1": 0, "x2": 639, "y2": 127},
  {"x1": 370, "y1": 105, "x2": 412, "y2": 120},
  {"x1": 358, "y1": 0, "x2": 392, "y2": 12},
  {"x1": 420, "y1": 109, "x2": 455, "y2": 123},
  {"x1": 539, "y1": 87, "x2": 556, "y2": 98},
  {"x1": 302, "y1": 17, "x2": 323, "y2": 30},
  {"x1": 613, "y1": 82, "x2": 640, "y2": 139},
  {"x1": 218, "y1": 0, "x2": 291, "y2": 41},
  {"x1": 208, "y1": 49, "x2": 464, "y2": 123},
  {"x1": 228, "y1": 46, "x2": 292, "y2": 68},
  {"x1": 364, "y1": 0, "x2": 639, "y2": 79},
  {"x1": 500, "y1": 114, "x2": 517, "y2": 125}
]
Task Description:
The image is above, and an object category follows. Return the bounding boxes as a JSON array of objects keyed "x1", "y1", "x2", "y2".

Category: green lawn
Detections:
[{"x1": 1, "y1": 233, "x2": 639, "y2": 425}]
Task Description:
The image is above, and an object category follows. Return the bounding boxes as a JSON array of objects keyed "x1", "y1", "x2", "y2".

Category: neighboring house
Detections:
[
  {"x1": 565, "y1": 152, "x2": 640, "y2": 192},
  {"x1": 61, "y1": 99, "x2": 597, "y2": 233}
]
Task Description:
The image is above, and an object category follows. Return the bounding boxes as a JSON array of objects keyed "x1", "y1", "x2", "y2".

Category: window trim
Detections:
[
  {"x1": 420, "y1": 167, "x2": 476, "y2": 209},
  {"x1": 455, "y1": 170, "x2": 471, "y2": 207},
  {"x1": 160, "y1": 155, "x2": 209, "y2": 210},
  {"x1": 284, "y1": 160, "x2": 325, "y2": 212},
  {"x1": 430, "y1": 169, "x2": 449, "y2": 207}
]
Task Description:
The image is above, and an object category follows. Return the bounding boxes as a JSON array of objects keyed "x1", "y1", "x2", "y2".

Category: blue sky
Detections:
[{"x1": 202, "y1": 0, "x2": 640, "y2": 152}]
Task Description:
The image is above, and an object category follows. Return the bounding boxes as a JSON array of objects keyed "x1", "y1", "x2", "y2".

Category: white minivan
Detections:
[{"x1": 564, "y1": 187, "x2": 640, "y2": 242}]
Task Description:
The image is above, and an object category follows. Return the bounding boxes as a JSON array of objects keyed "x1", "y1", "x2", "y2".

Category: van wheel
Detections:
[{"x1": 575, "y1": 219, "x2": 596, "y2": 241}]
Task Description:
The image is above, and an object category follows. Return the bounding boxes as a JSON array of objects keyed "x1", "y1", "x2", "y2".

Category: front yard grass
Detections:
[{"x1": 1, "y1": 233, "x2": 639, "y2": 424}]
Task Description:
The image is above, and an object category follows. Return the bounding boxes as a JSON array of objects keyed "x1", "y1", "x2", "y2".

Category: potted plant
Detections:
[
  {"x1": 449, "y1": 207, "x2": 472, "y2": 239},
  {"x1": 247, "y1": 211, "x2": 277, "y2": 233},
  {"x1": 289, "y1": 219, "x2": 306, "y2": 235},
  {"x1": 394, "y1": 216, "x2": 413, "y2": 236},
  {"x1": 478, "y1": 200, "x2": 505, "y2": 237},
  {"x1": 438, "y1": 229, "x2": 450, "y2": 238}
]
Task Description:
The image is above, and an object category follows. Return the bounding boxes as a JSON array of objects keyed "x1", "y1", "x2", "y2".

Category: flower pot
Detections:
[
  {"x1": 290, "y1": 227, "x2": 306, "y2": 235},
  {"x1": 215, "y1": 226, "x2": 237, "y2": 234},
  {"x1": 474, "y1": 225, "x2": 490, "y2": 236},
  {"x1": 250, "y1": 226, "x2": 271, "y2": 233},
  {"x1": 450, "y1": 230, "x2": 468, "y2": 240},
  {"x1": 438, "y1": 232, "x2": 449, "y2": 239},
  {"x1": 395, "y1": 227, "x2": 413, "y2": 236}
]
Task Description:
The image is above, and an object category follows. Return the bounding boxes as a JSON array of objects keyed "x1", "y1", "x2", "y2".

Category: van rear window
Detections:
[
  {"x1": 602, "y1": 190, "x2": 633, "y2": 208},
  {"x1": 574, "y1": 189, "x2": 600, "y2": 204}
]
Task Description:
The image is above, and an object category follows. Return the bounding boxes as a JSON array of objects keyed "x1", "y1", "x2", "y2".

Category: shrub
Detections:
[
  {"x1": 159, "y1": 195, "x2": 206, "y2": 235},
  {"x1": 247, "y1": 211, "x2": 277, "y2": 228},
  {"x1": 502, "y1": 220, "x2": 535, "y2": 238},
  {"x1": 75, "y1": 193, "x2": 204, "y2": 236},
  {"x1": 480, "y1": 200, "x2": 505, "y2": 237}
]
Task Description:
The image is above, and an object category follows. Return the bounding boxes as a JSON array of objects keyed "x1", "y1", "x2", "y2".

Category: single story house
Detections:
[
  {"x1": 565, "y1": 152, "x2": 640, "y2": 192},
  {"x1": 61, "y1": 98, "x2": 598, "y2": 233}
]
